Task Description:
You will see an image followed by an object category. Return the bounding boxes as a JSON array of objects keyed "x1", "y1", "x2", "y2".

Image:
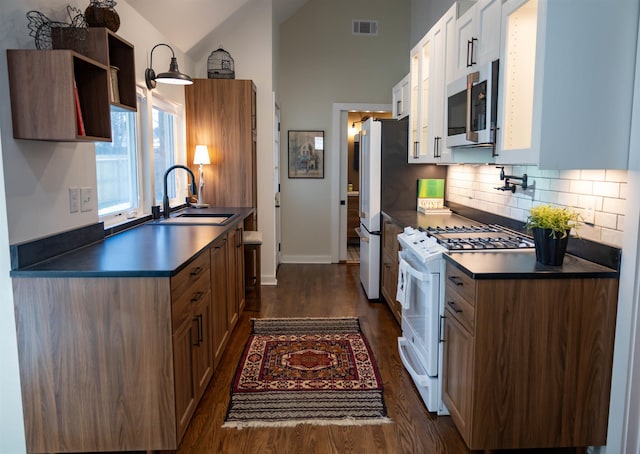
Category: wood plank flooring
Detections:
[{"x1": 177, "y1": 263, "x2": 585, "y2": 454}]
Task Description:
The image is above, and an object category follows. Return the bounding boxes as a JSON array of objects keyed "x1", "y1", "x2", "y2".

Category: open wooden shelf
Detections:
[
  {"x1": 7, "y1": 49, "x2": 111, "y2": 141},
  {"x1": 52, "y1": 27, "x2": 137, "y2": 111}
]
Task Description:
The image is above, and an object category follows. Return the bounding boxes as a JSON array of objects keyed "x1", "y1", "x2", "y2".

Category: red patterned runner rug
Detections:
[{"x1": 223, "y1": 317, "x2": 390, "y2": 428}]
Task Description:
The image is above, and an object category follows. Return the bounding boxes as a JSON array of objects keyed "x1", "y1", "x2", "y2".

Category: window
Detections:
[
  {"x1": 95, "y1": 105, "x2": 140, "y2": 217},
  {"x1": 152, "y1": 97, "x2": 181, "y2": 207}
]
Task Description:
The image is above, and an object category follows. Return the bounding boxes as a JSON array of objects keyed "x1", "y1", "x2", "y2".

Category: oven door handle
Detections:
[
  {"x1": 398, "y1": 251, "x2": 432, "y2": 281},
  {"x1": 465, "y1": 71, "x2": 480, "y2": 143}
]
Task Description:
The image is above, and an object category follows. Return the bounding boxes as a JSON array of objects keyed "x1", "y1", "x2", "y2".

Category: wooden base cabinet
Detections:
[
  {"x1": 11, "y1": 224, "x2": 247, "y2": 453},
  {"x1": 442, "y1": 262, "x2": 619, "y2": 450},
  {"x1": 380, "y1": 215, "x2": 403, "y2": 324}
]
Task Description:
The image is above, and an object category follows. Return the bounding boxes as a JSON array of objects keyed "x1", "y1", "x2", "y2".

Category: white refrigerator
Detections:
[{"x1": 357, "y1": 119, "x2": 381, "y2": 299}]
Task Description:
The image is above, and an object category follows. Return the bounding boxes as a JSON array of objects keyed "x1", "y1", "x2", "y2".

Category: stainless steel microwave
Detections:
[{"x1": 446, "y1": 59, "x2": 499, "y2": 148}]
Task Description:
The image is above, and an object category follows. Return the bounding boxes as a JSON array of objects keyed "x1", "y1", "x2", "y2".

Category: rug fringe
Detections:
[{"x1": 222, "y1": 417, "x2": 393, "y2": 430}]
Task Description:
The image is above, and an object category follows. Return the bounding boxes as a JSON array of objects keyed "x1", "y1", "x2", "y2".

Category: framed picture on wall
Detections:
[{"x1": 288, "y1": 130, "x2": 324, "y2": 178}]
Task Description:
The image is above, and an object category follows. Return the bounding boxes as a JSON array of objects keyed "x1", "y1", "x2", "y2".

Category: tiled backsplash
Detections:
[{"x1": 446, "y1": 165, "x2": 627, "y2": 248}]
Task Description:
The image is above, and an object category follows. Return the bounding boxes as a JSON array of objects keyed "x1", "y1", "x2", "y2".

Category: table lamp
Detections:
[{"x1": 193, "y1": 145, "x2": 210, "y2": 208}]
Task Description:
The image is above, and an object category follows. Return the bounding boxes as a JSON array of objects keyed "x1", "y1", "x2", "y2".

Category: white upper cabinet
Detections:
[
  {"x1": 450, "y1": 0, "x2": 502, "y2": 83},
  {"x1": 409, "y1": 5, "x2": 456, "y2": 164},
  {"x1": 495, "y1": 0, "x2": 637, "y2": 169},
  {"x1": 392, "y1": 74, "x2": 410, "y2": 120}
]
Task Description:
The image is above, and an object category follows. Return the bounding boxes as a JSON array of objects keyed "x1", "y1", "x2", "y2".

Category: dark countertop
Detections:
[
  {"x1": 11, "y1": 207, "x2": 253, "y2": 278},
  {"x1": 444, "y1": 250, "x2": 618, "y2": 279},
  {"x1": 383, "y1": 209, "x2": 619, "y2": 279}
]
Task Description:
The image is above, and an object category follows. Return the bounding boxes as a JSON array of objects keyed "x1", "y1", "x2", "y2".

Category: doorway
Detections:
[{"x1": 330, "y1": 102, "x2": 392, "y2": 264}]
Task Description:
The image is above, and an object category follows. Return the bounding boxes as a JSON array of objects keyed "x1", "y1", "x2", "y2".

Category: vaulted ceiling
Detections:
[{"x1": 126, "y1": 0, "x2": 309, "y2": 54}]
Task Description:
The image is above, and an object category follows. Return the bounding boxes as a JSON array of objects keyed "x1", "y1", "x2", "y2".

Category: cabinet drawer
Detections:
[
  {"x1": 445, "y1": 284, "x2": 475, "y2": 332},
  {"x1": 445, "y1": 262, "x2": 476, "y2": 304},
  {"x1": 171, "y1": 251, "x2": 210, "y2": 302},
  {"x1": 172, "y1": 285, "x2": 211, "y2": 333}
]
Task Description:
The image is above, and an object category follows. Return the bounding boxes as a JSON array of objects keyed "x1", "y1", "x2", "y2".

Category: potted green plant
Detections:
[{"x1": 525, "y1": 204, "x2": 581, "y2": 266}]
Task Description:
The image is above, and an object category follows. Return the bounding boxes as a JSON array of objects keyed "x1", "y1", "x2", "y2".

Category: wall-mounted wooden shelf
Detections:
[
  {"x1": 52, "y1": 27, "x2": 137, "y2": 111},
  {"x1": 7, "y1": 49, "x2": 112, "y2": 142}
]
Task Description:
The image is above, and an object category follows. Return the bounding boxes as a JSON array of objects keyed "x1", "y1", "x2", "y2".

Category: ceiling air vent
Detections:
[{"x1": 352, "y1": 20, "x2": 378, "y2": 36}]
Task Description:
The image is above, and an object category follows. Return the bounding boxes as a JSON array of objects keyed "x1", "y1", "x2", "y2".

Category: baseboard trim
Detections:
[{"x1": 280, "y1": 255, "x2": 333, "y2": 264}]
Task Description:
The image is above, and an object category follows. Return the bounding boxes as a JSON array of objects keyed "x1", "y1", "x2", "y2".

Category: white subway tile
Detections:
[
  {"x1": 605, "y1": 169, "x2": 628, "y2": 183},
  {"x1": 577, "y1": 225, "x2": 601, "y2": 243},
  {"x1": 620, "y1": 183, "x2": 627, "y2": 200},
  {"x1": 560, "y1": 170, "x2": 582, "y2": 180},
  {"x1": 518, "y1": 198, "x2": 533, "y2": 211},
  {"x1": 577, "y1": 194, "x2": 597, "y2": 210},
  {"x1": 532, "y1": 177, "x2": 550, "y2": 190},
  {"x1": 603, "y1": 197, "x2": 626, "y2": 215},
  {"x1": 558, "y1": 192, "x2": 579, "y2": 207},
  {"x1": 581, "y1": 169, "x2": 606, "y2": 181},
  {"x1": 549, "y1": 179, "x2": 571, "y2": 192},
  {"x1": 569, "y1": 180, "x2": 593, "y2": 195},
  {"x1": 618, "y1": 215, "x2": 625, "y2": 231},
  {"x1": 600, "y1": 228, "x2": 624, "y2": 248},
  {"x1": 593, "y1": 181, "x2": 620, "y2": 198},
  {"x1": 594, "y1": 212, "x2": 618, "y2": 229}
]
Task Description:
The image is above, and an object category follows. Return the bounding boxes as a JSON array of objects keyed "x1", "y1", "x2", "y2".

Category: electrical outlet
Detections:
[
  {"x1": 583, "y1": 207, "x2": 595, "y2": 225},
  {"x1": 69, "y1": 188, "x2": 79, "y2": 213},
  {"x1": 80, "y1": 187, "x2": 93, "y2": 212}
]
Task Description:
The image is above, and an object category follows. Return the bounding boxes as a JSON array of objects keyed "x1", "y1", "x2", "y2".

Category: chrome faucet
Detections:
[{"x1": 163, "y1": 165, "x2": 197, "y2": 218}]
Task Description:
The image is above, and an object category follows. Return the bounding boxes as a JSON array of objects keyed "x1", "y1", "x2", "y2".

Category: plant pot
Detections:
[{"x1": 532, "y1": 227, "x2": 570, "y2": 266}]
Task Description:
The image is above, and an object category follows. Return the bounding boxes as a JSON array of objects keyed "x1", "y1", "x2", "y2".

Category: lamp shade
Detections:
[
  {"x1": 145, "y1": 43, "x2": 193, "y2": 89},
  {"x1": 193, "y1": 145, "x2": 211, "y2": 165}
]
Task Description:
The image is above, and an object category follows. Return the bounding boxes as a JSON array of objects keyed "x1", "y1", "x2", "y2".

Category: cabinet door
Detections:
[
  {"x1": 234, "y1": 225, "x2": 245, "y2": 313},
  {"x1": 408, "y1": 42, "x2": 422, "y2": 161},
  {"x1": 226, "y1": 225, "x2": 244, "y2": 331},
  {"x1": 210, "y1": 238, "x2": 229, "y2": 369},
  {"x1": 452, "y1": 0, "x2": 502, "y2": 82},
  {"x1": 392, "y1": 74, "x2": 409, "y2": 120},
  {"x1": 185, "y1": 80, "x2": 256, "y2": 207},
  {"x1": 192, "y1": 291, "x2": 213, "y2": 400},
  {"x1": 474, "y1": 0, "x2": 502, "y2": 66},
  {"x1": 442, "y1": 309, "x2": 474, "y2": 446},
  {"x1": 173, "y1": 316, "x2": 197, "y2": 442},
  {"x1": 452, "y1": 4, "x2": 476, "y2": 81}
]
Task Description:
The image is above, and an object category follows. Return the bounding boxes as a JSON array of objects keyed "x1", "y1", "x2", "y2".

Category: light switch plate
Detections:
[
  {"x1": 69, "y1": 187, "x2": 79, "y2": 213},
  {"x1": 80, "y1": 187, "x2": 93, "y2": 212}
]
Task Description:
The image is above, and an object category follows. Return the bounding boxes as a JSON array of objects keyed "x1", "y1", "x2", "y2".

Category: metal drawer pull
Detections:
[
  {"x1": 447, "y1": 301, "x2": 463, "y2": 313},
  {"x1": 191, "y1": 291, "x2": 204, "y2": 303},
  {"x1": 448, "y1": 276, "x2": 464, "y2": 286},
  {"x1": 193, "y1": 314, "x2": 203, "y2": 346},
  {"x1": 190, "y1": 266, "x2": 203, "y2": 277}
]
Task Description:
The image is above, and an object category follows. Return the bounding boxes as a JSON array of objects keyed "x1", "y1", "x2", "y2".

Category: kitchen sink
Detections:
[{"x1": 156, "y1": 213, "x2": 236, "y2": 225}]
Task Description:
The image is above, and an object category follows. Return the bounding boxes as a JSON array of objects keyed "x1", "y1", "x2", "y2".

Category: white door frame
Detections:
[
  {"x1": 273, "y1": 96, "x2": 281, "y2": 268},
  {"x1": 330, "y1": 102, "x2": 392, "y2": 263}
]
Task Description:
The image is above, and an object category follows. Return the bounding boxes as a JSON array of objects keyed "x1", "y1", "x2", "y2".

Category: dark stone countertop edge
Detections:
[
  {"x1": 382, "y1": 207, "x2": 619, "y2": 279},
  {"x1": 443, "y1": 254, "x2": 619, "y2": 280},
  {"x1": 9, "y1": 207, "x2": 254, "y2": 278}
]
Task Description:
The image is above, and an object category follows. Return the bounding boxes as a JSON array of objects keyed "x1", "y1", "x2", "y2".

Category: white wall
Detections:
[
  {"x1": 190, "y1": 0, "x2": 278, "y2": 285},
  {"x1": 278, "y1": 0, "x2": 410, "y2": 262},
  {"x1": 411, "y1": 0, "x2": 455, "y2": 47},
  {"x1": 0, "y1": 0, "x2": 194, "y2": 245},
  {"x1": 0, "y1": 1, "x2": 195, "y2": 448},
  {"x1": 447, "y1": 165, "x2": 627, "y2": 247},
  {"x1": 0, "y1": 127, "x2": 26, "y2": 454}
]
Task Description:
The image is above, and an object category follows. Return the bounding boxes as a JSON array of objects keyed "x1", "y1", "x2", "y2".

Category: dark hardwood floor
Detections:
[{"x1": 177, "y1": 263, "x2": 585, "y2": 454}]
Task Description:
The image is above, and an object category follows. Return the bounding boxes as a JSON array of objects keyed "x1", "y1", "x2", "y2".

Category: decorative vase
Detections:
[
  {"x1": 532, "y1": 227, "x2": 570, "y2": 266},
  {"x1": 84, "y1": 3, "x2": 120, "y2": 32}
]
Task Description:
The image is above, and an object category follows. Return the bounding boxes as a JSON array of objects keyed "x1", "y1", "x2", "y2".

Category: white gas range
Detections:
[{"x1": 396, "y1": 223, "x2": 535, "y2": 415}]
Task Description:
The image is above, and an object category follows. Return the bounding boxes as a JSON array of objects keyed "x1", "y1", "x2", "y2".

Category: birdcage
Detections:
[{"x1": 207, "y1": 47, "x2": 235, "y2": 79}]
